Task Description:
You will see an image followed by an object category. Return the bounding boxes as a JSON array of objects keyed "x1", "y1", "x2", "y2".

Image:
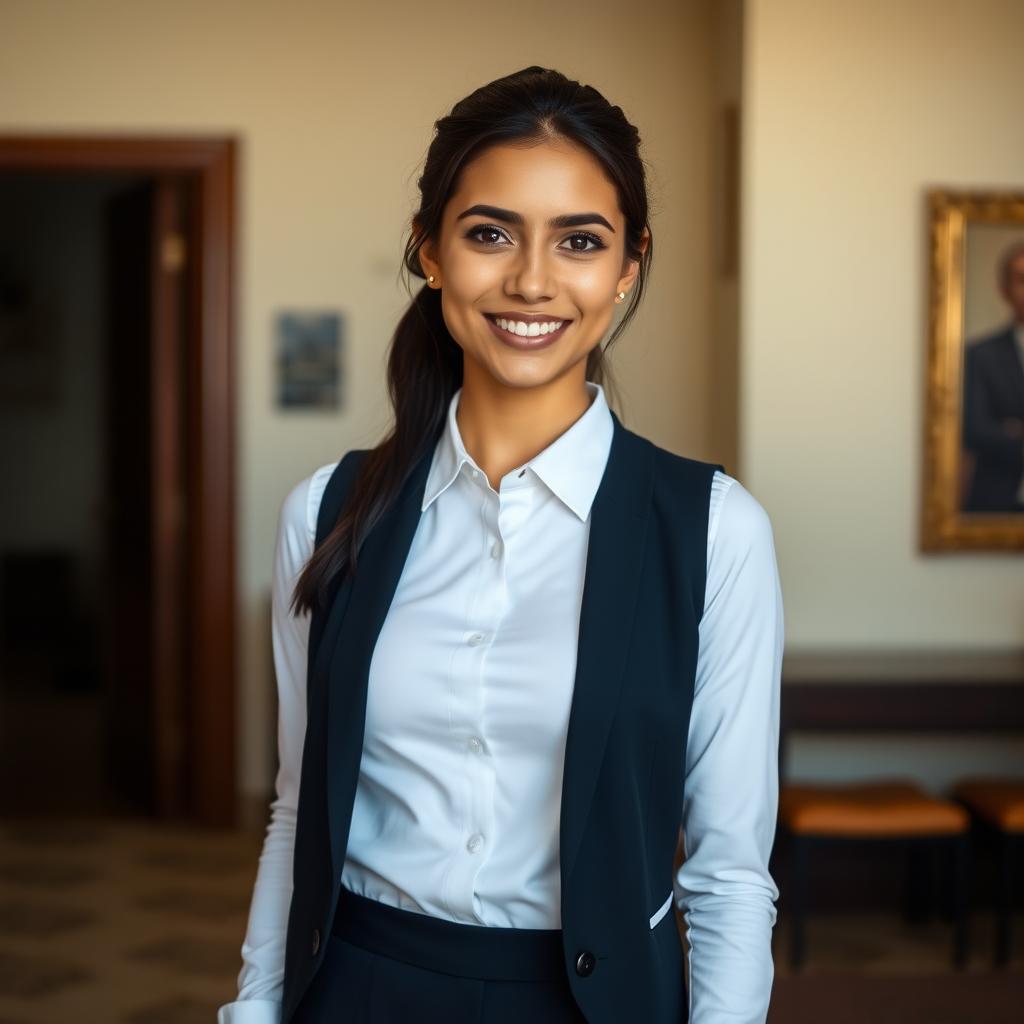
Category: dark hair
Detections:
[{"x1": 292, "y1": 65, "x2": 653, "y2": 617}]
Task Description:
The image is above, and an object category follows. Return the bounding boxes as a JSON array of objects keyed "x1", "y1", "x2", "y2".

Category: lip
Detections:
[
  {"x1": 483, "y1": 312, "x2": 571, "y2": 351},
  {"x1": 487, "y1": 310, "x2": 572, "y2": 323}
]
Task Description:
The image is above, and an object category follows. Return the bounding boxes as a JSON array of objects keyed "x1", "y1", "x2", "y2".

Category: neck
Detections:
[{"x1": 456, "y1": 361, "x2": 593, "y2": 490}]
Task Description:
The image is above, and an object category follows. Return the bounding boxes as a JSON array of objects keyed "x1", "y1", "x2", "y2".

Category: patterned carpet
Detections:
[
  {"x1": 0, "y1": 818, "x2": 255, "y2": 1023},
  {"x1": 0, "y1": 816, "x2": 1020, "y2": 1022}
]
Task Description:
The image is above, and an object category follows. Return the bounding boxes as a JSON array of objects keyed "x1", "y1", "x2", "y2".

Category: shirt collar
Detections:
[{"x1": 421, "y1": 380, "x2": 614, "y2": 522}]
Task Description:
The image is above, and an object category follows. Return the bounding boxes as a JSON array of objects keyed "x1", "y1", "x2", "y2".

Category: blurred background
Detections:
[{"x1": 0, "y1": 0, "x2": 1021, "y2": 1021}]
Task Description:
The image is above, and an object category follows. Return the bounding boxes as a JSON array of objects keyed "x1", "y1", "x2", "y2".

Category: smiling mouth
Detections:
[{"x1": 483, "y1": 312, "x2": 572, "y2": 340}]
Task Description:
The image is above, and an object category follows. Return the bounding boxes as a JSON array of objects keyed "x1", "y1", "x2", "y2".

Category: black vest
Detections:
[{"x1": 281, "y1": 408, "x2": 723, "y2": 1022}]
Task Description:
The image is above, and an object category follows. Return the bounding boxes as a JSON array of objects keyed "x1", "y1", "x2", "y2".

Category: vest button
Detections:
[
  {"x1": 311, "y1": 927, "x2": 320, "y2": 955},
  {"x1": 575, "y1": 950, "x2": 596, "y2": 976}
]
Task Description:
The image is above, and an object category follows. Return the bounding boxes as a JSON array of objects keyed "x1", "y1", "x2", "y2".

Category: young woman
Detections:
[{"x1": 218, "y1": 66, "x2": 784, "y2": 1024}]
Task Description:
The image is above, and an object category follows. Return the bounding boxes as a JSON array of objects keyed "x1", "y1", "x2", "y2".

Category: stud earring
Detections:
[
  {"x1": 614, "y1": 290, "x2": 626, "y2": 303},
  {"x1": 427, "y1": 275, "x2": 435, "y2": 284}
]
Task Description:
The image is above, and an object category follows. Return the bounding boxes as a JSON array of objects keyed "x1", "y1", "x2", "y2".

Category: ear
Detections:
[
  {"x1": 616, "y1": 227, "x2": 649, "y2": 296},
  {"x1": 414, "y1": 219, "x2": 441, "y2": 283}
]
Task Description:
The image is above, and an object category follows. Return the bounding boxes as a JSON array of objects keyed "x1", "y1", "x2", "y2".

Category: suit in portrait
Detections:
[{"x1": 962, "y1": 323, "x2": 1024, "y2": 513}]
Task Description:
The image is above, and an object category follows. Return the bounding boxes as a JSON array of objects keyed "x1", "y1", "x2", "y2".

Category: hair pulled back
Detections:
[{"x1": 292, "y1": 65, "x2": 653, "y2": 616}]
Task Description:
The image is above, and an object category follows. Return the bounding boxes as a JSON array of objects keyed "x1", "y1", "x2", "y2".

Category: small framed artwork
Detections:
[
  {"x1": 922, "y1": 189, "x2": 1024, "y2": 551},
  {"x1": 275, "y1": 310, "x2": 343, "y2": 410}
]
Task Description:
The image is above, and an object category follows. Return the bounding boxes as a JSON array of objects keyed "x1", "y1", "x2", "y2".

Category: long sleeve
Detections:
[
  {"x1": 674, "y1": 472, "x2": 784, "y2": 1024},
  {"x1": 217, "y1": 463, "x2": 336, "y2": 1024}
]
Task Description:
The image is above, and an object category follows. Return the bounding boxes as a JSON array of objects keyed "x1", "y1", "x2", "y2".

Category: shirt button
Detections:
[
  {"x1": 468, "y1": 737, "x2": 482, "y2": 752},
  {"x1": 490, "y1": 540, "x2": 502, "y2": 558},
  {"x1": 466, "y1": 833, "x2": 484, "y2": 853},
  {"x1": 467, "y1": 632, "x2": 485, "y2": 646}
]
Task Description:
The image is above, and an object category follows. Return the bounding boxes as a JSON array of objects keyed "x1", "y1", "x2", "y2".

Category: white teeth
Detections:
[{"x1": 493, "y1": 316, "x2": 565, "y2": 337}]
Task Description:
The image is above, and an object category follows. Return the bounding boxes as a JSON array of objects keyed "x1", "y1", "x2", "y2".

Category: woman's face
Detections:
[{"x1": 417, "y1": 136, "x2": 646, "y2": 392}]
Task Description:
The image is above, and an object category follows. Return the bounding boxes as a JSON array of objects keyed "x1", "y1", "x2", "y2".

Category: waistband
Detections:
[{"x1": 332, "y1": 885, "x2": 566, "y2": 982}]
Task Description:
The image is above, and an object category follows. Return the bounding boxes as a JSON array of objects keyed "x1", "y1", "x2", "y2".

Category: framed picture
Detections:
[
  {"x1": 922, "y1": 189, "x2": 1024, "y2": 551},
  {"x1": 274, "y1": 310, "x2": 343, "y2": 410}
]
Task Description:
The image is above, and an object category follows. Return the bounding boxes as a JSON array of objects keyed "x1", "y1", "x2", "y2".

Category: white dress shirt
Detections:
[{"x1": 218, "y1": 380, "x2": 784, "y2": 1024}]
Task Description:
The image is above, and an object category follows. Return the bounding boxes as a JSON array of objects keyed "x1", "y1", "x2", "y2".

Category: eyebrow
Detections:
[{"x1": 455, "y1": 203, "x2": 615, "y2": 233}]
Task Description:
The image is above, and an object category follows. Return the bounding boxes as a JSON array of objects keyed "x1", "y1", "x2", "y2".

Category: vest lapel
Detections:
[
  {"x1": 559, "y1": 413, "x2": 653, "y2": 886},
  {"x1": 322, "y1": 410, "x2": 653, "y2": 896},
  {"x1": 324, "y1": 446, "x2": 434, "y2": 886}
]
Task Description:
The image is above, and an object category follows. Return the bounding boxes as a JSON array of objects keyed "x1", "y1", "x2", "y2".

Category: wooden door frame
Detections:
[{"x1": 0, "y1": 135, "x2": 238, "y2": 825}]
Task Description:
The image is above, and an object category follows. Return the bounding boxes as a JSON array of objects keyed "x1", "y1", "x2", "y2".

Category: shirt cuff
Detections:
[{"x1": 216, "y1": 999, "x2": 281, "y2": 1024}]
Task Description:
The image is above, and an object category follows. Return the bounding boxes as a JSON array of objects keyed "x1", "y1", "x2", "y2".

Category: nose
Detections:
[{"x1": 505, "y1": 239, "x2": 556, "y2": 303}]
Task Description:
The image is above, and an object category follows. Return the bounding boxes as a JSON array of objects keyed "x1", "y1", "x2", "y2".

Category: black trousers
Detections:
[{"x1": 292, "y1": 885, "x2": 588, "y2": 1023}]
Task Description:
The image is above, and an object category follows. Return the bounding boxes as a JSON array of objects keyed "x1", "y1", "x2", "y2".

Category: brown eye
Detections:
[
  {"x1": 561, "y1": 232, "x2": 604, "y2": 253},
  {"x1": 467, "y1": 225, "x2": 508, "y2": 245}
]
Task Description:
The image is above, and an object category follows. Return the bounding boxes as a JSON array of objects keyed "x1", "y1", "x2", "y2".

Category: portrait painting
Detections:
[{"x1": 922, "y1": 189, "x2": 1024, "y2": 550}]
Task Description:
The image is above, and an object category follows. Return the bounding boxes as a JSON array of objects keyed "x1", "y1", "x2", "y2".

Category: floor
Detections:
[{"x1": 0, "y1": 816, "x2": 1020, "y2": 1023}]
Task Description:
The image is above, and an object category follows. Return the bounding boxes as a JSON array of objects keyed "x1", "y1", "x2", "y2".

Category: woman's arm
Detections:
[
  {"x1": 217, "y1": 462, "x2": 337, "y2": 1024},
  {"x1": 674, "y1": 471, "x2": 784, "y2": 1024}
]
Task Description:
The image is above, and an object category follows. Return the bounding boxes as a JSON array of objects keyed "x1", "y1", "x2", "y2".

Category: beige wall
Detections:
[
  {"x1": 0, "y1": 0, "x2": 722, "y2": 798},
  {"x1": 742, "y1": 0, "x2": 1024, "y2": 650},
  {"x1": 743, "y1": 0, "x2": 1024, "y2": 788},
  {"x1": 709, "y1": 0, "x2": 743, "y2": 473}
]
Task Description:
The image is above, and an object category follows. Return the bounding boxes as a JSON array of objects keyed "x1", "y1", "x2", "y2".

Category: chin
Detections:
[{"x1": 482, "y1": 359, "x2": 563, "y2": 390}]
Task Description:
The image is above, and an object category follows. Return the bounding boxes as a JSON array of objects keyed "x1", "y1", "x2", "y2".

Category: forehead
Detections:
[{"x1": 448, "y1": 138, "x2": 621, "y2": 223}]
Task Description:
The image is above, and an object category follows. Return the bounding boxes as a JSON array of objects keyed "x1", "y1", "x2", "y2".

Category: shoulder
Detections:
[
  {"x1": 640, "y1": 434, "x2": 724, "y2": 500},
  {"x1": 707, "y1": 469, "x2": 777, "y2": 571},
  {"x1": 645, "y1": 435, "x2": 720, "y2": 478},
  {"x1": 966, "y1": 325, "x2": 1014, "y2": 361},
  {"x1": 279, "y1": 448, "x2": 374, "y2": 542},
  {"x1": 279, "y1": 460, "x2": 341, "y2": 541}
]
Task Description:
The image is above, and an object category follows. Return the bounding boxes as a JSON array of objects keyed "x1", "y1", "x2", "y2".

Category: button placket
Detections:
[{"x1": 444, "y1": 486, "x2": 503, "y2": 921}]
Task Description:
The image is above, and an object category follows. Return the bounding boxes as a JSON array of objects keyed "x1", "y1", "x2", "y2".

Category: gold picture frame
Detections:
[{"x1": 922, "y1": 188, "x2": 1024, "y2": 551}]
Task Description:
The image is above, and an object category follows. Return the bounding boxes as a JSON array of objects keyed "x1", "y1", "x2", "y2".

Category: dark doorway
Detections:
[{"x1": 0, "y1": 137, "x2": 237, "y2": 825}]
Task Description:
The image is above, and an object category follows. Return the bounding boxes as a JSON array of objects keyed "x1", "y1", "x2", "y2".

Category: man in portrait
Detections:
[{"x1": 962, "y1": 239, "x2": 1024, "y2": 513}]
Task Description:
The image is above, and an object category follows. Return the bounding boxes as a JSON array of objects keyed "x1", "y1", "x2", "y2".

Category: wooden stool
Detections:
[
  {"x1": 779, "y1": 778, "x2": 971, "y2": 969},
  {"x1": 950, "y1": 776, "x2": 1024, "y2": 966}
]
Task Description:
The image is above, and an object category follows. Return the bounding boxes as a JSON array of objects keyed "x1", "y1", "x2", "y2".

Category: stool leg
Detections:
[
  {"x1": 921, "y1": 838, "x2": 935, "y2": 922},
  {"x1": 995, "y1": 830, "x2": 1011, "y2": 967},
  {"x1": 789, "y1": 836, "x2": 808, "y2": 970},
  {"x1": 904, "y1": 839, "x2": 931, "y2": 924},
  {"x1": 951, "y1": 832, "x2": 970, "y2": 970}
]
